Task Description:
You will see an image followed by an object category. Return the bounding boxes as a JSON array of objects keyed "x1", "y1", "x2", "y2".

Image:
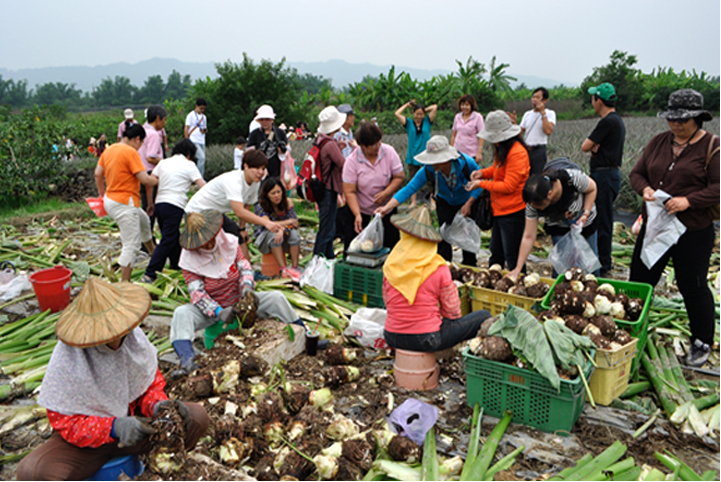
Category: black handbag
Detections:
[{"x1": 472, "y1": 190, "x2": 494, "y2": 230}]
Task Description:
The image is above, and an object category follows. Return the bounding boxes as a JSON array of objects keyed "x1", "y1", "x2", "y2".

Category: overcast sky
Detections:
[{"x1": 2, "y1": 0, "x2": 719, "y2": 84}]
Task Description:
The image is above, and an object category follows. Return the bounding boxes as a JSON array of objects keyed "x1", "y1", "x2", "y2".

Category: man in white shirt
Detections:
[
  {"x1": 507, "y1": 87, "x2": 556, "y2": 174},
  {"x1": 185, "y1": 98, "x2": 208, "y2": 178}
]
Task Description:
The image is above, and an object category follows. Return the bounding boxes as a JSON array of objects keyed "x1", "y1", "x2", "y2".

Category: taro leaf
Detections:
[
  {"x1": 286, "y1": 324, "x2": 295, "y2": 342},
  {"x1": 66, "y1": 261, "x2": 90, "y2": 281},
  {"x1": 543, "y1": 318, "x2": 594, "y2": 371},
  {"x1": 488, "y1": 305, "x2": 561, "y2": 391}
]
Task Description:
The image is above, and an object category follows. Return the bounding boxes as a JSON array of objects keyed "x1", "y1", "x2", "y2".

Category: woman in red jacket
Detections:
[{"x1": 466, "y1": 110, "x2": 530, "y2": 271}]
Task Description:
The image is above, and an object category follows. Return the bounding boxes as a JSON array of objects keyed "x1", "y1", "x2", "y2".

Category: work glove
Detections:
[
  {"x1": 113, "y1": 416, "x2": 155, "y2": 447},
  {"x1": 153, "y1": 399, "x2": 192, "y2": 430},
  {"x1": 218, "y1": 307, "x2": 236, "y2": 328}
]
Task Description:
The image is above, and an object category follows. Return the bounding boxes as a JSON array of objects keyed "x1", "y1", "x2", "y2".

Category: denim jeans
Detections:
[
  {"x1": 591, "y1": 168, "x2": 621, "y2": 273},
  {"x1": 145, "y1": 202, "x2": 184, "y2": 279},
  {"x1": 551, "y1": 230, "x2": 599, "y2": 277},
  {"x1": 384, "y1": 309, "x2": 491, "y2": 352},
  {"x1": 489, "y1": 208, "x2": 526, "y2": 271},
  {"x1": 194, "y1": 143, "x2": 206, "y2": 178},
  {"x1": 314, "y1": 187, "x2": 338, "y2": 258}
]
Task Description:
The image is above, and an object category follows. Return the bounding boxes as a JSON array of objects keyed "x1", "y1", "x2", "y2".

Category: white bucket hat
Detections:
[
  {"x1": 478, "y1": 110, "x2": 522, "y2": 143},
  {"x1": 254, "y1": 105, "x2": 276, "y2": 120},
  {"x1": 123, "y1": 108, "x2": 134, "y2": 119},
  {"x1": 317, "y1": 106, "x2": 346, "y2": 134},
  {"x1": 414, "y1": 135, "x2": 459, "y2": 165}
]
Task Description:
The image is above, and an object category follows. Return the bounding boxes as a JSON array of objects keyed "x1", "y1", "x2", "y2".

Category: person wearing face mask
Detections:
[
  {"x1": 185, "y1": 150, "x2": 283, "y2": 262},
  {"x1": 16, "y1": 278, "x2": 209, "y2": 481}
]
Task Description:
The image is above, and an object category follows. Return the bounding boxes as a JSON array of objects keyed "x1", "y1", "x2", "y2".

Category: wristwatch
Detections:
[{"x1": 582, "y1": 210, "x2": 591, "y2": 216}]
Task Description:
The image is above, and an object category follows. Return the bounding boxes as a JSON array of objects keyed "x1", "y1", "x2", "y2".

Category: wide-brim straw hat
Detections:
[
  {"x1": 179, "y1": 210, "x2": 223, "y2": 250},
  {"x1": 55, "y1": 278, "x2": 151, "y2": 347},
  {"x1": 478, "y1": 110, "x2": 522, "y2": 143},
  {"x1": 255, "y1": 104, "x2": 276, "y2": 120},
  {"x1": 318, "y1": 106, "x2": 346, "y2": 134},
  {"x1": 414, "y1": 135, "x2": 459, "y2": 165},
  {"x1": 391, "y1": 205, "x2": 443, "y2": 243},
  {"x1": 657, "y1": 88, "x2": 713, "y2": 122}
]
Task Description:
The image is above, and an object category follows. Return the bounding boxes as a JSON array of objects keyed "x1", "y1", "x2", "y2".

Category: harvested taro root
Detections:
[
  {"x1": 283, "y1": 383, "x2": 310, "y2": 414},
  {"x1": 324, "y1": 345, "x2": 358, "y2": 365},
  {"x1": 615, "y1": 293, "x2": 630, "y2": 309},
  {"x1": 596, "y1": 283, "x2": 616, "y2": 300},
  {"x1": 584, "y1": 274, "x2": 599, "y2": 293},
  {"x1": 147, "y1": 402, "x2": 187, "y2": 474},
  {"x1": 563, "y1": 315, "x2": 588, "y2": 335},
  {"x1": 388, "y1": 435, "x2": 420, "y2": 463},
  {"x1": 525, "y1": 282, "x2": 550, "y2": 299},
  {"x1": 494, "y1": 277, "x2": 515, "y2": 293},
  {"x1": 588, "y1": 331, "x2": 612, "y2": 350},
  {"x1": 257, "y1": 392, "x2": 286, "y2": 424},
  {"x1": 318, "y1": 365, "x2": 361, "y2": 387},
  {"x1": 626, "y1": 298, "x2": 644, "y2": 321},
  {"x1": 450, "y1": 265, "x2": 461, "y2": 281},
  {"x1": 508, "y1": 284, "x2": 528, "y2": 296},
  {"x1": 342, "y1": 439, "x2": 375, "y2": 472},
  {"x1": 564, "y1": 267, "x2": 585, "y2": 282},
  {"x1": 233, "y1": 290, "x2": 259, "y2": 328},
  {"x1": 489, "y1": 264, "x2": 504, "y2": 283},
  {"x1": 477, "y1": 316, "x2": 499, "y2": 338},
  {"x1": 214, "y1": 414, "x2": 245, "y2": 442},
  {"x1": 477, "y1": 336, "x2": 513, "y2": 361},
  {"x1": 537, "y1": 309, "x2": 558, "y2": 322},
  {"x1": 240, "y1": 356, "x2": 268, "y2": 378},
  {"x1": 473, "y1": 269, "x2": 491, "y2": 288},
  {"x1": 187, "y1": 373, "x2": 213, "y2": 398},
  {"x1": 558, "y1": 291, "x2": 585, "y2": 315},
  {"x1": 591, "y1": 315, "x2": 617, "y2": 338},
  {"x1": 255, "y1": 453, "x2": 280, "y2": 481},
  {"x1": 218, "y1": 435, "x2": 253, "y2": 466},
  {"x1": 554, "y1": 280, "x2": 573, "y2": 297},
  {"x1": 336, "y1": 457, "x2": 365, "y2": 481},
  {"x1": 212, "y1": 360, "x2": 241, "y2": 394},
  {"x1": 612, "y1": 329, "x2": 633, "y2": 346}
]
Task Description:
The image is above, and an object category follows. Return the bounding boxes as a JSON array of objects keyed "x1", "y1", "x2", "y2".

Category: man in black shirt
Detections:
[{"x1": 581, "y1": 83, "x2": 626, "y2": 277}]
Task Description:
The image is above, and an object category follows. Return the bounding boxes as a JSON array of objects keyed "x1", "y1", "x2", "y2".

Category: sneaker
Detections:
[
  {"x1": 254, "y1": 271, "x2": 270, "y2": 281},
  {"x1": 139, "y1": 274, "x2": 155, "y2": 284},
  {"x1": 282, "y1": 266, "x2": 302, "y2": 283},
  {"x1": 686, "y1": 339, "x2": 711, "y2": 367}
]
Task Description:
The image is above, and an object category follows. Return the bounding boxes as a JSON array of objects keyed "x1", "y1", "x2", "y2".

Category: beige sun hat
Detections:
[
  {"x1": 179, "y1": 210, "x2": 223, "y2": 250},
  {"x1": 254, "y1": 105, "x2": 276, "y2": 120},
  {"x1": 391, "y1": 205, "x2": 443, "y2": 243},
  {"x1": 55, "y1": 278, "x2": 151, "y2": 347},
  {"x1": 478, "y1": 110, "x2": 522, "y2": 143},
  {"x1": 317, "y1": 106, "x2": 346, "y2": 134},
  {"x1": 414, "y1": 135, "x2": 459, "y2": 165}
]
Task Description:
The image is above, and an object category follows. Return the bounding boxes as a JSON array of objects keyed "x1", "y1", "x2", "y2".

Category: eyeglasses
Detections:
[{"x1": 667, "y1": 118, "x2": 691, "y2": 124}]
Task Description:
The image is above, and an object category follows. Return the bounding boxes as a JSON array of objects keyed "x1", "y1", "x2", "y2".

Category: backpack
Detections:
[{"x1": 296, "y1": 137, "x2": 332, "y2": 203}]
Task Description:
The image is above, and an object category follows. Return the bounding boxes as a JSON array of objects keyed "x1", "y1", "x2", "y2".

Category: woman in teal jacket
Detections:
[
  {"x1": 395, "y1": 100, "x2": 438, "y2": 208},
  {"x1": 376, "y1": 135, "x2": 481, "y2": 265}
]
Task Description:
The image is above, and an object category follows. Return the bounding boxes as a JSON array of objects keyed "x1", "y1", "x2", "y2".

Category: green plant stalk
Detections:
[
  {"x1": 0, "y1": 247, "x2": 55, "y2": 268},
  {"x1": 0, "y1": 381, "x2": 42, "y2": 401},
  {"x1": 646, "y1": 335, "x2": 660, "y2": 360},
  {"x1": 564, "y1": 440, "x2": 626, "y2": 481},
  {"x1": 0, "y1": 341, "x2": 56, "y2": 364},
  {"x1": 460, "y1": 404, "x2": 482, "y2": 481},
  {"x1": 0, "y1": 449, "x2": 31, "y2": 466},
  {"x1": 663, "y1": 346, "x2": 694, "y2": 402},
  {"x1": 641, "y1": 353, "x2": 678, "y2": 416},
  {"x1": 50, "y1": 239, "x2": 71, "y2": 263},
  {"x1": 648, "y1": 313, "x2": 677, "y2": 329},
  {"x1": 464, "y1": 410, "x2": 513, "y2": 481},
  {"x1": 702, "y1": 470, "x2": 719, "y2": 481},
  {"x1": 642, "y1": 468, "x2": 667, "y2": 481},
  {"x1": 620, "y1": 381, "x2": 651, "y2": 398},
  {"x1": 655, "y1": 451, "x2": 702, "y2": 481},
  {"x1": 610, "y1": 466, "x2": 642, "y2": 481},
  {"x1": 669, "y1": 321, "x2": 692, "y2": 336},
  {"x1": 0, "y1": 311, "x2": 42, "y2": 337},
  {"x1": 549, "y1": 453, "x2": 594, "y2": 481},
  {"x1": 632, "y1": 409, "x2": 660, "y2": 439},
  {"x1": 577, "y1": 362, "x2": 596, "y2": 408},
  {"x1": 1, "y1": 353, "x2": 52, "y2": 375},
  {"x1": 692, "y1": 393, "x2": 720, "y2": 412},
  {"x1": 483, "y1": 445, "x2": 525, "y2": 481},
  {"x1": 422, "y1": 427, "x2": 439, "y2": 481},
  {"x1": 601, "y1": 457, "x2": 635, "y2": 477}
]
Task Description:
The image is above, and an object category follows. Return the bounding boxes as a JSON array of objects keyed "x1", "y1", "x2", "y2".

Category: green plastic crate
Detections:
[
  {"x1": 334, "y1": 261, "x2": 385, "y2": 308},
  {"x1": 540, "y1": 276, "x2": 653, "y2": 373},
  {"x1": 462, "y1": 348, "x2": 593, "y2": 434}
]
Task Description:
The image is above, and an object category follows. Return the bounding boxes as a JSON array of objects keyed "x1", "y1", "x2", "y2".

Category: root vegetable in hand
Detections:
[{"x1": 233, "y1": 290, "x2": 259, "y2": 328}]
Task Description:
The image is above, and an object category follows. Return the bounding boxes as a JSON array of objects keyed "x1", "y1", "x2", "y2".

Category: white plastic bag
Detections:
[
  {"x1": 348, "y1": 213, "x2": 384, "y2": 253},
  {"x1": 641, "y1": 190, "x2": 686, "y2": 269},
  {"x1": 299, "y1": 255, "x2": 335, "y2": 294},
  {"x1": 440, "y1": 211, "x2": 481, "y2": 254},
  {"x1": 548, "y1": 229, "x2": 601, "y2": 274},
  {"x1": 0, "y1": 274, "x2": 33, "y2": 302},
  {"x1": 344, "y1": 307, "x2": 388, "y2": 349}
]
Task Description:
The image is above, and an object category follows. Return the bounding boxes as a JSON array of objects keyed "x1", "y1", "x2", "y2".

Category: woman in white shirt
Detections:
[{"x1": 142, "y1": 139, "x2": 206, "y2": 282}]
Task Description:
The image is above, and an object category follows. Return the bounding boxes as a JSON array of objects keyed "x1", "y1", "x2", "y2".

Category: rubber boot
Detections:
[
  {"x1": 292, "y1": 319, "x2": 329, "y2": 350},
  {"x1": 171, "y1": 340, "x2": 200, "y2": 379}
]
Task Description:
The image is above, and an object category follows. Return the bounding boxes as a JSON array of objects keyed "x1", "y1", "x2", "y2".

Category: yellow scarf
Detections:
[{"x1": 383, "y1": 232, "x2": 446, "y2": 305}]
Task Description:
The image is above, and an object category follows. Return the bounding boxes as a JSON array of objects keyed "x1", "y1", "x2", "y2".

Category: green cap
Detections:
[{"x1": 587, "y1": 83, "x2": 617, "y2": 101}]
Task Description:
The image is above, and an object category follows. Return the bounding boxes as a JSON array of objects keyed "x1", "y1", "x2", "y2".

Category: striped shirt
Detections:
[{"x1": 525, "y1": 169, "x2": 597, "y2": 227}]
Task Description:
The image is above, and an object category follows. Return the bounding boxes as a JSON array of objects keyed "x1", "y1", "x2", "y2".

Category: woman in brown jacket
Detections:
[{"x1": 629, "y1": 89, "x2": 719, "y2": 367}]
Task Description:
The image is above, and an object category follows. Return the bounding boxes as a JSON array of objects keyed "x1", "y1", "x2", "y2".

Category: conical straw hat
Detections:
[
  {"x1": 179, "y1": 210, "x2": 223, "y2": 250},
  {"x1": 390, "y1": 205, "x2": 442, "y2": 243},
  {"x1": 55, "y1": 278, "x2": 151, "y2": 347}
]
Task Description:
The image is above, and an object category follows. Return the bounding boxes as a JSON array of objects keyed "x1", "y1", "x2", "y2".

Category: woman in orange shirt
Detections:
[
  {"x1": 95, "y1": 124, "x2": 159, "y2": 282},
  {"x1": 466, "y1": 111, "x2": 530, "y2": 271}
]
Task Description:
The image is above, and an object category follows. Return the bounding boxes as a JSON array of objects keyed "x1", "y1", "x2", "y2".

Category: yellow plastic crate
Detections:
[
  {"x1": 468, "y1": 273, "x2": 555, "y2": 316},
  {"x1": 588, "y1": 338, "x2": 638, "y2": 406},
  {"x1": 458, "y1": 284, "x2": 471, "y2": 316}
]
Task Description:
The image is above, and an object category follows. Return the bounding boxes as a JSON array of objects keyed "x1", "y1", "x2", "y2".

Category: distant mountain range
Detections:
[{"x1": 0, "y1": 58, "x2": 575, "y2": 93}]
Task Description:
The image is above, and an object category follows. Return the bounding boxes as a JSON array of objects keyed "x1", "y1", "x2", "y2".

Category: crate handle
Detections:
[{"x1": 600, "y1": 349, "x2": 638, "y2": 367}]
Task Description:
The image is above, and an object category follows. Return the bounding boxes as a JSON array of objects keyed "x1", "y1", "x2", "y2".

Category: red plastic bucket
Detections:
[{"x1": 29, "y1": 266, "x2": 73, "y2": 313}]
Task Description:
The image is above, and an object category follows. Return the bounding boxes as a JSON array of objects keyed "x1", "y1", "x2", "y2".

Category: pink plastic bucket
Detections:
[
  {"x1": 29, "y1": 266, "x2": 73, "y2": 313},
  {"x1": 394, "y1": 349, "x2": 440, "y2": 390}
]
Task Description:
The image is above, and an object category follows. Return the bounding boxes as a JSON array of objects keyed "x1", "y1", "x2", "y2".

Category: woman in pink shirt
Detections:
[
  {"x1": 450, "y1": 95, "x2": 485, "y2": 163},
  {"x1": 341, "y1": 122, "x2": 405, "y2": 253},
  {"x1": 382, "y1": 206, "x2": 491, "y2": 352}
]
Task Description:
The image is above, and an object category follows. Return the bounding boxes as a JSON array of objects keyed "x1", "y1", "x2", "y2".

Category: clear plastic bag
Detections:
[
  {"x1": 281, "y1": 149, "x2": 297, "y2": 191},
  {"x1": 440, "y1": 211, "x2": 481, "y2": 254},
  {"x1": 348, "y1": 213, "x2": 384, "y2": 253},
  {"x1": 299, "y1": 255, "x2": 335, "y2": 294},
  {"x1": 344, "y1": 307, "x2": 388, "y2": 349},
  {"x1": 548, "y1": 229, "x2": 601, "y2": 274},
  {"x1": 641, "y1": 193, "x2": 686, "y2": 269}
]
